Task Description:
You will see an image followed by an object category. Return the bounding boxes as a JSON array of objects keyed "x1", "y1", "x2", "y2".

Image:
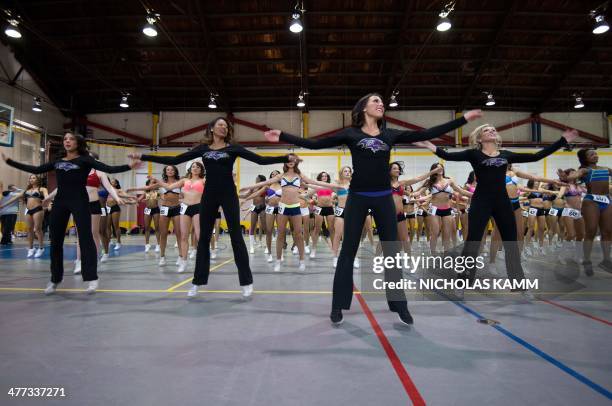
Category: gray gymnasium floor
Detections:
[{"x1": 0, "y1": 235, "x2": 610, "y2": 406}]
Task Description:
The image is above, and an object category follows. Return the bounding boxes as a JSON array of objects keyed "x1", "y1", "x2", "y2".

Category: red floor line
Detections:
[
  {"x1": 541, "y1": 299, "x2": 612, "y2": 327},
  {"x1": 354, "y1": 291, "x2": 426, "y2": 406}
]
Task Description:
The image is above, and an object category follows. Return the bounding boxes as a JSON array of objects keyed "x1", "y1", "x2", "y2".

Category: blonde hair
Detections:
[
  {"x1": 469, "y1": 124, "x2": 502, "y2": 150},
  {"x1": 338, "y1": 166, "x2": 353, "y2": 179}
]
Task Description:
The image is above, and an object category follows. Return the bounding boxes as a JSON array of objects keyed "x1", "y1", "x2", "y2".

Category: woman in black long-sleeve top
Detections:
[
  {"x1": 2, "y1": 132, "x2": 138, "y2": 294},
  {"x1": 415, "y1": 126, "x2": 578, "y2": 296},
  {"x1": 265, "y1": 93, "x2": 482, "y2": 325},
  {"x1": 130, "y1": 117, "x2": 293, "y2": 298}
]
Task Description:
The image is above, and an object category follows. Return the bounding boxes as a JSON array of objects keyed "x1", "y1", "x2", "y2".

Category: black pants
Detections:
[
  {"x1": 193, "y1": 190, "x2": 252, "y2": 286},
  {"x1": 49, "y1": 197, "x2": 97, "y2": 283},
  {"x1": 333, "y1": 192, "x2": 407, "y2": 312},
  {"x1": 462, "y1": 195, "x2": 525, "y2": 282},
  {"x1": 0, "y1": 214, "x2": 17, "y2": 244}
]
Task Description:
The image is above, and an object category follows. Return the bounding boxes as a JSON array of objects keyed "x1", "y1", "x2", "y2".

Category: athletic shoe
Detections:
[
  {"x1": 100, "y1": 253, "x2": 109, "y2": 263},
  {"x1": 155, "y1": 245, "x2": 160, "y2": 253},
  {"x1": 210, "y1": 249, "x2": 217, "y2": 259},
  {"x1": 189, "y1": 249, "x2": 196, "y2": 260},
  {"x1": 264, "y1": 247, "x2": 270, "y2": 255},
  {"x1": 174, "y1": 242, "x2": 178, "y2": 248},
  {"x1": 309, "y1": 250, "x2": 316, "y2": 259},
  {"x1": 86, "y1": 280, "x2": 98, "y2": 294},
  {"x1": 241, "y1": 284, "x2": 253, "y2": 297},
  {"x1": 176, "y1": 257, "x2": 181, "y2": 266},
  {"x1": 333, "y1": 257, "x2": 338, "y2": 268},
  {"x1": 145, "y1": 244, "x2": 151, "y2": 253},
  {"x1": 177, "y1": 258, "x2": 187, "y2": 273},
  {"x1": 73, "y1": 260, "x2": 82, "y2": 274},
  {"x1": 298, "y1": 261, "x2": 306, "y2": 271},
  {"x1": 273, "y1": 261, "x2": 281, "y2": 272},
  {"x1": 34, "y1": 248, "x2": 44, "y2": 258},
  {"x1": 114, "y1": 243, "x2": 121, "y2": 250},
  {"x1": 292, "y1": 246, "x2": 298, "y2": 255},
  {"x1": 353, "y1": 257, "x2": 360, "y2": 269},
  {"x1": 159, "y1": 257, "x2": 166, "y2": 266},
  {"x1": 44, "y1": 282, "x2": 57, "y2": 295},
  {"x1": 330, "y1": 308, "x2": 343, "y2": 325},
  {"x1": 267, "y1": 254, "x2": 274, "y2": 263},
  {"x1": 304, "y1": 245, "x2": 311, "y2": 254},
  {"x1": 249, "y1": 246, "x2": 255, "y2": 254},
  {"x1": 583, "y1": 260, "x2": 594, "y2": 276},
  {"x1": 187, "y1": 284, "x2": 198, "y2": 298},
  {"x1": 397, "y1": 309, "x2": 414, "y2": 325}
]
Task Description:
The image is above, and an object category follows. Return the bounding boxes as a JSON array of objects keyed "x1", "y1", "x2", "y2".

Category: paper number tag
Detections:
[
  {"x1": 314, "y1": 206, "x2": 322, "y2": 215},
  {"x1": 180, "y1": 203, "x2": 188, "y2": 215},
  {"x1": 277, "y1": 205, "x2": 285, "y2": 215},
  {"x1": 249, "y1": 204, "x2": 256, "y2": 212},
  {"x1": 144, "y1": 207, "x2": 151, "y2": 216},
  {"x1": 528, "y1": 208, "x2": 538, "y2": 216},
  {"x1": 548, "y1": 208, "x2": 558, "y2": 216},
  {"x1": 428, "y1": 205, "x2": 438, "y2": 216},
  {"x1": 160, "y1": 206, "x2": 169, "y2": 216},
  {"x1": 265, "y1": 206, "x2": 275, "y2": 215},
  {"x1": 334, "y1": 206, "x2": 344, "y2": 216},
  {"x1": 592, "y1": 195, "x2": 610, "y2": 204},
  {"x1": 522, "y1": 211, "x2": 528, "y2": 218},
  {"x1": 106, "y1": 206, "x2": 111, "y2": 215},
  {"x1": 417, "y1": 209, "x2": 424, "y2": 216}
]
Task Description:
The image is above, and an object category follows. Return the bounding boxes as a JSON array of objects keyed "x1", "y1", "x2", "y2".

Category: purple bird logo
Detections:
[
  {"x1": 203, "y1": 151, "x2": 229, "y2": 160},
  {"x1": 356, "y1": 138, "x2": 389, "y2": 153},
  {"x1": 481, "y1": 157, "x2": 508, "y2": 167},
  {"x1": 55, "y1": 162, "x2": 80, "y2": 171}
]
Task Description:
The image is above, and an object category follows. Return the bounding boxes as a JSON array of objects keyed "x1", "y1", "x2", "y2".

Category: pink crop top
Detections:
[
  {"x1": 316, "y1": 189, "x2": 333, "y2": 197},
  {"x1": 183, "y1": 179, "x2": 204, "y2": 194}
]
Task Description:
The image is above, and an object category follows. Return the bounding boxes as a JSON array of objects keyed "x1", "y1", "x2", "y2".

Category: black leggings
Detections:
[
  {"x1": 334, "y1": 192, "x2": 407, "y2": 312},
  {"x1": 463, "y1": 195, "x2": 524, "y2": 282},
  {"x1": 193, "y1": 190, "x2": 252, "y2": 286},
  {"x1": 49, "y1": 198, "x2": 98, "y2": 283}
]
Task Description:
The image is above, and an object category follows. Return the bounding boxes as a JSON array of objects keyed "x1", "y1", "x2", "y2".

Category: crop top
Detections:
[
  {"x1": 582, "y1": 168, "x2": 609, "y2": 183},
  {"x1": 431, "y1": 182, "x2": 453, "y2": 196},
  {"x1": 159, "y1": 186, "x2": 181, "y2": 195},
  {"x1": 316, "y1": 189, "x2": 333, "y2": 197},
  {"x1": 24, "y1": 189, "x2": 43, "y2": 199},
  {"x1": 505, "y1": 175, "x2": 519, "y2": 186},
  {"x1": 183, "y1": 179, "x2": 204, "y2": 194},
  {"x1": 86, "y1": 170, "x2": 101, "y2": 188},
  {"x1": 280, "y1": 177, "x2": 301, "y2": 188},
  {"x1": 391, "y1": 184, "x2": 405, "y2": 196},
  {"x1": 266, "y1": 187, "x2": 282, "y2": 198},
  {"x1": 336, "y1": 187, "x2": 349, "y2": 197}
]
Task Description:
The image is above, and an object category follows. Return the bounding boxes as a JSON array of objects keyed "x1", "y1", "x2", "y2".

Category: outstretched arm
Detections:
[
  {"x1": 235, "y1": 145, "x2": 290, "y2": 165},
  {"x1": 391, "y1": 112, "x2": 477, "y2": 144},
  {"x1": 508, "y1": 130, "x2": 577, "y2": 164},
  {"x1": 239, "y1": 175, "x2": 281, "y2": 193},
  {"x1": 266, "y1": 128, "x2": 349, "y2": 150},
  {"x1": 400, "y1": 166, "x2": 443, "y2": 186},
  {"x1": 0, "y1": 190, "x2": 25, "y2": 209},
  {"x1": 134, "y1": 146, "x2": 204, "y2": 166},
  {"x1": 3, "y1": 153, "x2": 55, "y2": 174}
]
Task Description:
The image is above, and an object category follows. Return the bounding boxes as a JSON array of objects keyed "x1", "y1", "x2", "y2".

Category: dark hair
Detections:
[
  {"x1": 112, "y1": 178, "x2": 122, "y2": 189},
  {"x1": 162, "y1": 165, "x2": 180, "y2": 182},
  {"x1": 317, "y1": 172, "x2": 330, "y2": 183},
  {"x1": 256, "y1": 175, "x2": 266, "y2": 183},
  {"x1": 187, "y1": 162, "x2": 205, "y2": 179},
  {"x1": 351, "y1": 93, "x2": 384, "y2": 128},
  {"x1": 466, "y1": 171, "x2": 475, "y2": 185},
  {"x1": 577, "y1": 148, "x2": 595, "y2": 169},
  {"x1": 58, "y1": 132, "x2": 89, "y2": 158},
  {"x1": 424, "y1": 163, "x2": 445, "y2": 190},
  {"x1": 283, "y1": 160, "x2": 301, "y2": 174},
  {"x1": 145, "y1": 179, "x2": 151, "y2": 186},
  {"x1": 26, "y1": 175, "x2": 41, "y2": 191},
  {"x1": 389, "y1": 161, "x2": 404, "y2": 176},
  {"x1": 269, "y1": 170, "x2": 280, "y2": 179},
  {"x1": 204, "y1": 117, "x2": 233, "y2": 145},
  {"x1": 527, "y1": 179, "x2": 535, "y2": 189}
]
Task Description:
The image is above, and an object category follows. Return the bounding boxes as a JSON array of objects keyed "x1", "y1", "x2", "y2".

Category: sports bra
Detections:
[
  {"x1": 543, "y1": 194, "x2": 556, "y2": 201},
  {"x1": 317, "y1": 189, "x2": 333, "y2": 197},
  {"x1": 505, "y1": 175, "x2": 519, "y2": 186},
  {"x1": 159, "y1": 186, "x2": 181, "y2": 195},
  {"x1": 183, "y1": 179, "x2": 204, "y2": 194},
  {"x1": 145, "y1": 191, "x2": 159, "y2": 200},
  {"x1": 527, "y1": 192, "x2": 542, "y2": 199},
  {"x1": 24, "y1": 189, "x2": 43, "y2": 199},
  {"x1": 431, "y1": 182, "x2": 453, "y2": 196},
  {"x1": 280, "y1": 177, "x2": 301, "y2": 188},
  {"x1": 86, "y1": 170, "x2": 101, "y2": 188},
  {"x1": 266, "y1": 187, "x2": 282, "y2": 198},
  {"x1": 98, "y1": 188, "x2": 109, "y2": 198},
  {"x1": 582, "y1": 168, "x2": 609, "y2": 183},
  {"x1": 391, "y1": 184, "x2": 405, "y2": 196},
  {"x1": 336, "y1": 187, "x2": 349, "y2": 197},
  {"x1": 564, "y1": 185, "x2": 582, "y2": 197}
]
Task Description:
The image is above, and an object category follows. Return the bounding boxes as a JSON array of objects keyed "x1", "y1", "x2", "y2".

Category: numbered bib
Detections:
[
  {"x1": 417, "y1": 209, "x2": 424, "y2": 216},
  {"x1": 277, "y1": 205, "x2": 285, "y2": 215},
  {"x1": 314, "y1": 206, "x2": 322, "y2": 215},
  {"x1": 24, "y1": 207, "x2": 28, "y2": 215},
  {"x1": 451, "y1": 208, "x2": 458, "y2": 216},
  {"x1": 528, "y1": 208, "x2": 538, "y2": 216},
  {"x1": 249, "y1": 204, "x2": 257, "y2": 212},
  {"x1": 106, "y1": 206, "x2": 111, "y2": 214},
  {"x1": 265, "y1": 205, "x2": 275, "y2": 215},
  {"x1": 592, "y1": 194, "x2": 610, "y2": 204},
  {"x1": 402, "y1": 196, "x2": 410, "y2": 205},
  {"x1": 144, "y1": 207, "x2": 151, "y2": 216},
  {"x1": 100, "y1": 207, "x2": 106, "y2": 216},
  {"x1": 466, "y1": 207, "x2": 470, "y2": 214},
  {"x1": 180, "y1": 203, "x2": 188, "y2": 215},
  {"x1": 548, "y1": 208, "x2": 558, "y2": 216},
  {"x1": 428, "y1": 205, "x2": 438, "y2": 216},
  {"x1": 334, "y1": 206, "x2": 344, "y2": 216},
  {"x1": 563, "y1": 208, "x2": 581, "y2": 219},
  {"x1": 522, "y1": 211, "x2": 529, "y2": 218},
  {"x1": 160, "y1": 206, "x2": 169, "y2": 216}
]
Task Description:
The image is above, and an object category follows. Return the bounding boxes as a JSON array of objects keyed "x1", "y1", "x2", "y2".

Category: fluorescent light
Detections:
[{"x1": 289, "y1": 13, "x2": 303, "y2": 33}]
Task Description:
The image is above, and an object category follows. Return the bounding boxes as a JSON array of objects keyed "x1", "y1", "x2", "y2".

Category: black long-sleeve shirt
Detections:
[
  {"x1": 280, "y1": 116, "x2": 468, "y2": 192},
  {"x1": 434, "y1": 137, "x2": 568, "y2": 197},
  {"x1": 6, "y1": 155, "x2": 131, "y2": 200},
  {"x1": 141, "y1": 143, "x2": 289, "y2": 190}
]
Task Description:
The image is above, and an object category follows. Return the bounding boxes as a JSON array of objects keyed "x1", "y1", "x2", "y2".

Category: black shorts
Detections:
[
  {"x1": 536, "y1": 208, "x2": 546, "y2": 217},
  {"x1": 147, "y1": 206, "x2": 160, "y2": 216},
  {"x1": 396, "y1": 212, "x2": 407, "y2": 222},
  {"x1": 89, "y1": 201, "x2": 103, "y2": 215},
  {"x1": 435, "y1": 208, "x2": 453, "y2": 217},
  {"x1": 417, "y1": 210, "x2": 428, "y2": 218},
  {"x1": 184, "y1": 204, "x2": 200, "y2": 218},
  {"x1": 109, "y1": 205, "x2": 121, "y2": 214},
  {"x1": 318, "y1": 206, "x2": 334, "y2": 217},
  {"x1": 511, "y1": 200, "x2": 521, "y2": 211},
  {"x1": 162, "y1": 205, "x2": 181, "y2": 218},
  {"x1": 406, "y1": 212, "x2": 416, "y2": 219},
  {"x1": 252, "y1": 204, "x2": 265, "y2": 214},
  {"x1": 26, "y1": 206, "x2": 43, "y2": 216},
  {"x1": 309, "y1": 212, "x2": 315, "y2": 219},
  {"x1": 216, "y1": 211, "x2": 222, "y2": 219}
]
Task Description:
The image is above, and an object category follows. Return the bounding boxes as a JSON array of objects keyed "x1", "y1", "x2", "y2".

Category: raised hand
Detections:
[
  {"x1": 129, "y1": 159, "x2": 143, "y2": 169},
  {"x1": 464, "y1": 109, "x2": 483, "y2": 122},
  {"x1": 413, "y1": 140, "x2": 436, "y2": 152},
  {"x1": 288, "y1": 153, "x2": 301, "y2": 163},
  {"x1": 264, "y1": 129, "x2": 281, "y2": 142},
  {"x1": 562, "y1": 129, "x2": 578, "y2": 143},
  {"x1": 128, "y1": 153, "x2": 142, "y2": 160}
]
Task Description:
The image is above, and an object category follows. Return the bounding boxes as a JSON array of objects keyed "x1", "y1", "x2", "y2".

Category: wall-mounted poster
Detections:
[{"x1": 0, "y1": 103, "x2": 14, "y2": 147}]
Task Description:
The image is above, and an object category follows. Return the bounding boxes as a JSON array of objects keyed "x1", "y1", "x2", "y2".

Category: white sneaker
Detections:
[
  {"x1": 249, "y1": 245, "x2": 255, "y2": 254},
  {"x1": 187, "y1": 284, "x2": 198, "y2": 298},
  {"x1": 176, "y1": 257, "x2": 181, "y2": 266},
  {"x1": 159, "y1": 257, "x2": 166, "y2": 266},
  {"x1": 73, "y1": 260, "x2": 82, "y2": 274},
  {"x1": 267, "y1": 254, "x2": 274, "y2": 263},
  {"x1": 113, "y1": 243, "x2": 120, "y2": 250},
  {"x1": 174, "y1": 242, "x2": 178, "y2": 248},
  {"x1": 298, "y1": 261, "x2": 306, "y2": 271},
  {"x1": 210, "y1": 249, "x2": 217, "y2": 259},
  {"x1": 86, "y1": 280, "x2": 98, "y2": 294},
  {"x1": 27, "y1": 248, "x2": 35, "y2": 258},
  {"x1": 241, "y1": 284, "x2": 253, "y2": 297},
  {"x1": 333, "y1": 257, "x2": 338, "y2": 267},
  {"x1": 292, "y1": 246, "x2": 298, "y2": 255},
  {"x1": 155, "y1": 245, "x2": 160, "y2": 253},
  {"x1": 189, "y1": 249, "x2": 196, "y2": 260},
  {"x1": 177, "y1": 258, "x2": 187, "y2": 273},
  {"x1": 44, "y1": 282, "x2": 57, "y2": 295},
  {"x1": 249, "y1": 236, "x2": 255, "y2": 254},
  {"x1": 304, "y1": 245, "x2": 311, "y2": 254},
  {"x1": 34, "y1": 248, "x2": 44, "y2": 258},
  {"x1": 353, "y1": 257, "x2": 360, "y2": 269},
  {"x1": 264, "y1": 247, "x2": 270, "y2": 255},
  {"x1": 100, "y1": 253, "x2": 109, "y2": 263},
  {"x1": 273, "y1": 261, "x2": 281, "y2": 272},
  {"x1": 524, "y1": 246, "x2": 533, "y2": 257},
  {"x1": 145, "y1": 244, "x2": 151, "y2": 253},
  {"x1": 309, "y1": 250, "x2": 316, "y2": 259}
]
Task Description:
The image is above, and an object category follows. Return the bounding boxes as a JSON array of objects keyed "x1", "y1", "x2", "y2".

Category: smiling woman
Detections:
[{"x1": 264, "y1": 92, "x2": 481, "y2": 325}]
